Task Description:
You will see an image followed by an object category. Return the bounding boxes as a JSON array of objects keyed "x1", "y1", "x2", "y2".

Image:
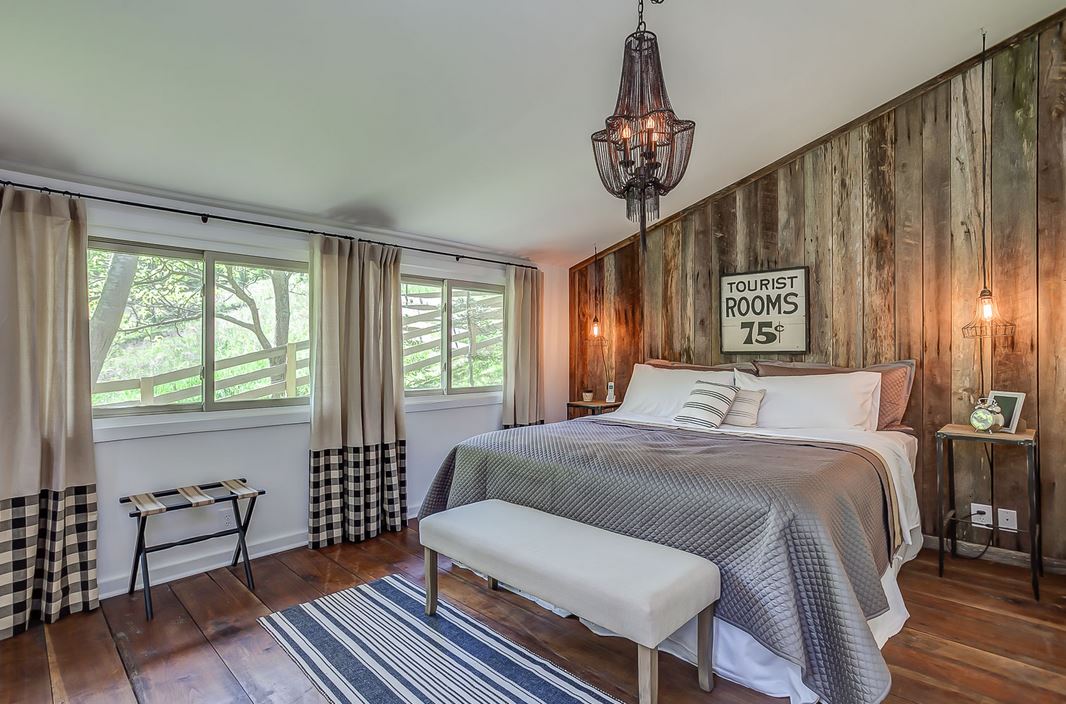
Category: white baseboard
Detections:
[{"x1": 98, "y1": 530, "x2": 307, "y2": 599}]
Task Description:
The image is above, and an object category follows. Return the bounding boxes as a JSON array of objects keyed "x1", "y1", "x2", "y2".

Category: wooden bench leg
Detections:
[
  {"x1": 698, "y1": 602, "x2": 716, "y2": 692},
  {"x1": 487, "y1": 576, "x2": 499, "y2": 591},
  {"x1": 424, "y1": 547, "x2": 438, "y2": 616},
  {"x1": 638, "y1": 644, "x2": 658, "y2": 704}
]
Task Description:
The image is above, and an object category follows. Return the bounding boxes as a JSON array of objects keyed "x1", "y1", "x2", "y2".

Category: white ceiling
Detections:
[{"x1": 0, "y1": 1, "x2": 1060, "y2": 265}]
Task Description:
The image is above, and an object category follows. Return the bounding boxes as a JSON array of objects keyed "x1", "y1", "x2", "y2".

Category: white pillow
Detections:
[
  {"x1": 733, "y1": 371, "x2": 882, "y2": 431},
  {"x1": 674, "y1": 381, "x2": 738, "y2": 429},
  {"x1": 619, "y1": 364, "x2": 736, "y2": 419}
]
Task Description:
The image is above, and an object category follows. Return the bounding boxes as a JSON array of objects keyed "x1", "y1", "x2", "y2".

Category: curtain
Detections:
[
  {"x1": 0, "y1": 188, "x2": 98, "y2": 640},
  {"x1": 502, "y1": 265, "x2": 544, "y2": 428},
  {"x1": 308, "y1": 236, "x2": 406, "y2": 547}
]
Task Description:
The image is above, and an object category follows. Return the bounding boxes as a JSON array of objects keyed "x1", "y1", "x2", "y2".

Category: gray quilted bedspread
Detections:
[{"x1": 420, "y1": 417, "x2": 898, "y2": 704}]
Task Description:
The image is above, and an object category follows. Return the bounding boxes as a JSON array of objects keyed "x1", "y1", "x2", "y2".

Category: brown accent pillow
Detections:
[
  {"x1": 646, "y1": 358, "x2": 758, "y2": 375},
  {"x1": 753, "y1": 360, "x2": 916, "y2": 431}
]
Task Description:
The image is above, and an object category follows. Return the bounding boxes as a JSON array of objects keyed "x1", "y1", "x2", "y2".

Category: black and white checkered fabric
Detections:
[
  {"x1": 308, "y1": 443, "x2": 407, "y2": 548},
  {"x1": 1, "y1": 485, "x2": 98, "y2": 640}
]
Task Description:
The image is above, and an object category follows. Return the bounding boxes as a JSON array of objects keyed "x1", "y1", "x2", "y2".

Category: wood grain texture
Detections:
[
  {"x1": 990, "y1": 37, "x2": 1038, "y2": 553},
  {"x1": 1038, "y1": 20, "x2": 1066, "y2": 560},
  {"x1": 611, "y1": 241, "x2": 643, "y2": 397},
  {"x1": 950, "y1": 64, "x2": 990, "y2": 543},
  {"x1": 1, "y1": 624, "x2": 51, "y2": 704},
  {"x1": 44, "y1": 610, "x2": 136, "y2": 704},
  {"x1": 569, "y1": 16, "x2": 1066, "y2": 559}
]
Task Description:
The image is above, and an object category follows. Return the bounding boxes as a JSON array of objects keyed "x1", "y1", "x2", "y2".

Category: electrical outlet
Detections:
[
  {"x1": 219, "y1": 505, "x2": 236, "y2": 530},
  {"x1": 971, "y1": 502, "x2": 993, "y2": 527},
  {"x1": 998, "y1": 508, "x2": 1018, "y2": 531}
]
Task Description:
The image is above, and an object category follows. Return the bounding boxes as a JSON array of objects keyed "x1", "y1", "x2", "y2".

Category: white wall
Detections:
[{"x1": 0, "y1": 168, "x2": 570, "y2": 598}]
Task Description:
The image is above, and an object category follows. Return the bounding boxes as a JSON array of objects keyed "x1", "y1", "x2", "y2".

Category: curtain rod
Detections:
[{"x1": 0, "y1": 178, "x2": 537, "y2": 270}]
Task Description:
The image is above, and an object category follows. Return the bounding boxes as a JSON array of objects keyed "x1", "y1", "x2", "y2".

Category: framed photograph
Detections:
[
  {"x1": 988, "y1": 390, "x2": 1026, "y2": 434},
  {"x1": 720, "y1": 266, "x2": 809, "y2": 354}
]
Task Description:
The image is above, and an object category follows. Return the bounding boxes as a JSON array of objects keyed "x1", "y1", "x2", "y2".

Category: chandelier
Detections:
[{"x1": 591, "y1": 0, "x2": 694, "y2": 250}]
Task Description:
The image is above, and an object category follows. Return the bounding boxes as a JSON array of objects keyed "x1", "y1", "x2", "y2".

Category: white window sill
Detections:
[
  {"x1": 93, "y1": 406, "x2": 310, "y2": 443},
  {"x1": 404, "y1": 391, "x2": 503, "y2": 414}
]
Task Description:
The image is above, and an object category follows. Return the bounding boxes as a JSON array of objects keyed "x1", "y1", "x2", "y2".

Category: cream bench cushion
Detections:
[{"x1": 418, "y1": 499, "x2": 720, "y2": 650}]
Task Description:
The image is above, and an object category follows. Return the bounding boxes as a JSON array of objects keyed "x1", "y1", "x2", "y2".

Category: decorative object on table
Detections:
[
  {"x1": 961, "y1": 30, "x2": 1015, "y2": 341},
  {"x1": 606, "y1": 381, "x2": 617, "y2": 403},
  {"x1": 582, "y1": 390, "x2": 594, "y2": 402},
  {"x1": 935, "y1": 424, "x2": 1042, "y2": 599},
  {"x1": 987, "y1": 391, "x2": 1026, "y2": 434},
  {"x1": 120, "y1": 478, "x2": 265, "y2": 619},
  {"x1": 568, "y1": 400, "x2": 622, "y2": 420},
  {"x1": 969, "y1": 397, "x2": 1005, "y2": 433},
  {"x1": 591, "y1": 0, "x2": 695, "y2": 253},
  {"x1": 260, "y1": 574, "x2": 623, "y2": 704},
  {"x1": 720, "y1": 267, "x2": 809, "y2": 354}
]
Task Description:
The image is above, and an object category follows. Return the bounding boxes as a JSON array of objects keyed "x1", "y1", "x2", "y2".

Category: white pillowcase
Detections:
[
  {"x1": 733, "y1": 370, "x2": 882, "y2": 431},
  {"x1": 619, "y1": 363, "x2": 736, "y2": 419}
]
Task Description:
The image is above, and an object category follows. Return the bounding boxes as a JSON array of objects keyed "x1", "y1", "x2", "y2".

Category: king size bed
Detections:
[{"x1": 420, "y1": 362, "x2": 922, "y2": 704}]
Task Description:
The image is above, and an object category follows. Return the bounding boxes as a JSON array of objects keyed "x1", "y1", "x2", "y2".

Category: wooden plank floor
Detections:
[{"x1": 3, "y1": 521, "x2": 1064, "y2": 704}]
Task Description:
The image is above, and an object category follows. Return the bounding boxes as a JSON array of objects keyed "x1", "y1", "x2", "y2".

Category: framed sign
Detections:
[{"x1": 720, "y1": 266, "x2": 809, "y2": 354}]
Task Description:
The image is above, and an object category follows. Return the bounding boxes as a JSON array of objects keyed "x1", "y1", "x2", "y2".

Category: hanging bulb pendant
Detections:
[{"x1": 962, "y1": 288, "x2": 1015, "y2": 338}]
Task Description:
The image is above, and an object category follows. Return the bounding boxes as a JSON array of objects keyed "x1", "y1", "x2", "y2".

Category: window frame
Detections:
[
  {"x1": 89, "y1": 238, "x2": 310, "y2": 418},
  {"x1": 401, "y1": 275, "x2": 505, "y2": 397}
]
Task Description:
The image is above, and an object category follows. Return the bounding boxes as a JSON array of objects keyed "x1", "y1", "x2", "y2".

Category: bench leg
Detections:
[
  {"x1": 638, "y1": 644, "x2": 658, "y2": 704},
  {"x1": 487, "y1": 576, "x2": 499, "y2": 591},
  {"x1": 424, "y1": 547, "x2": 438, "y2": 616},
  {"x1": 697, "y1": 602, "x2": 716, "y2": 692}
]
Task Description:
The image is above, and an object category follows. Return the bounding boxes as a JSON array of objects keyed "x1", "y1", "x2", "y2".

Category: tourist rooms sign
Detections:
[{"x1": 720, "y1": 267, "x2": 809, "y2": 354}]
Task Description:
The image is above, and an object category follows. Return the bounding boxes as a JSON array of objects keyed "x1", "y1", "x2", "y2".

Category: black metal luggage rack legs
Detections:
[{"x1": 119, "y1": 478, "x2": 266, "y2": 619}]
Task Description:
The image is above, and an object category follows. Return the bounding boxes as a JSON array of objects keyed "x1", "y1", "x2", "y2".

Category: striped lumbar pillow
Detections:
[
  {"x1": 723, "y1": 388, "x2": 765, "y2": 427},
  {"x1": 674, "y1": 381, "x2": 738, "y2": 429}
]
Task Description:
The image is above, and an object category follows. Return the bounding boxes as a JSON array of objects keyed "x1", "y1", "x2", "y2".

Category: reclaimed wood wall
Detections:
[{"x1": 569, "y1": 16, "x2": 1066, "y2": 559}]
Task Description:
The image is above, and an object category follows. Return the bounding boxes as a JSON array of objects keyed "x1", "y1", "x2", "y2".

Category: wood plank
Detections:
[
  {"x1": 601, "y1": 248, "x2": 618, "y2": 390},
  {"x1": 756, "y1": 171, "x2": 779, "y2": 271},
  {"x1": 661, "y1": 220, "x2": 683, "y2": 361},
  {"x1": 735, "y1": 181, "x2": 757, "y2": 274},
  {"x1": 894, "y1": 96, "x2": 924, "y2": 460},
  {"x1": 691, "y1": 204, "x2": 715, "y2": 365},
  {"x1": 1, "y1": 624, "x2": 51, "y2": 704},
  {"x1": 611, "y1": 241, "x2": 643, "y2": 398},
  {"x1": 679, "y1": 213, "x2": 696, "y2": 363},
  {"x1": 710, "y1": 193, "x2": 737, "y2": 365},
  {"x1": 643, "y1": 224, "x2": 665, "y2": 361},
  {"x1": 171, "y1": 570, "x2": 326, "y2": 703},
  {"x1": 272, "y1": 547, "x2": 364, "y2": 595},
  {"x1": 101, "y1": 586, "x2": 250, "y2": 703},
  {"x1": 585, "y1": 256, "x2": 606, "y2": 399},
  {"x1": 44, "y1": 610, "x2": 136, "y2": 704},
  {"x1": 803, "y1": 142, "x2": 834, "y2": 363},
  {"x1": 1038, "y1": 19, "x2": 1066, "y2": 560},
  {"x1": 777, "y1": 158, "x2": 805, "y2": 267},
  {"x1": 568, "y1": 266, "x2": 586, "y2": 401},
  {"x1": 990, "y1": 37, "x2": 1038, "y2": 553},
  {"x1": 862, "y1": 110, "x2": 896, "y2": 365},
  {"x1": 950, "y1": 64, "x2": 991, "y2": 543},
  {"x1": 922, "y1": 80, "x2": 954, "y2": 536},
  {"x1": 831, "y1": 127, "x2": 864, "y2": 367}
]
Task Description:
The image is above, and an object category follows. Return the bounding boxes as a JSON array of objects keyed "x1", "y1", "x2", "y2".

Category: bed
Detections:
[{"x1": 420, "y1": 364, "x2": 921, "y2": 704}]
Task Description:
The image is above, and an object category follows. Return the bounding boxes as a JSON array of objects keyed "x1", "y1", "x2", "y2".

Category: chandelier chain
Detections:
[{"x1": 637, "y1": 0, "x2": 664, "y2": 33}]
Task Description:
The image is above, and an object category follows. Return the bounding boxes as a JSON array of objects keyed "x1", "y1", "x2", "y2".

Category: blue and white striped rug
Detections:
[{"x1": 259, "y1": 574, "x2": 622, "y2": 704}]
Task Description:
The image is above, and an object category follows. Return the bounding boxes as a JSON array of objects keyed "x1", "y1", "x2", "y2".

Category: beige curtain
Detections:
[
  {"x1": 503, "y1": 265, "x2": 544, "y2": 428},
  {"x1": 308, "y1": 235, "x2": 406, "y2": 547},
  {"x1": 0, "y1": 187, "x2": 98, "y2": 640}
]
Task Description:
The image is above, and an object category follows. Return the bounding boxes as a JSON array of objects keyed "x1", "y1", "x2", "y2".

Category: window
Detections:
[
  {"x1": 88, "y1": 239, "x2": 310, "y2": 415},
  {"x1": 402, "y1": 277, "x2": 504, "y2": 394}
]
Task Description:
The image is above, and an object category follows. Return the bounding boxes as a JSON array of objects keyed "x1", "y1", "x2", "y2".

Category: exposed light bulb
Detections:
[
  {"x1": 620, "y1": 124, "x2": 632, "y2": 140},
  {"x1": 645, "y1": 116, "x2": 656, "y2": 130},
  {"x1": 982, "y1": 299, "x2": 994, "y2": 321},
  {"x1": 591, "y1": 317, "x2": 601, "y2": 337}
]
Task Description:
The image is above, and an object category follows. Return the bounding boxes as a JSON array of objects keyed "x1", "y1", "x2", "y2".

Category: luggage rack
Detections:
[{"x1": 119, "y1": 478, "x2": 265, "y2": 619}]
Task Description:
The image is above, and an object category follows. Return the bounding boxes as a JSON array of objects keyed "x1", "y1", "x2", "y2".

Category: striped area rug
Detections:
[{"x1": 259, "y1": 574, "x2": 622, "y2": 704}]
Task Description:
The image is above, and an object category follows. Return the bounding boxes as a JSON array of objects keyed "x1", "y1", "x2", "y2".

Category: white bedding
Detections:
[{"x1": 487, "y1": 413, "x2": 921, "y2": 704}]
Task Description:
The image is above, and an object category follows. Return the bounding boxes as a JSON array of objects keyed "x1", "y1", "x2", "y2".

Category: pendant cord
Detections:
[{"x1": 981, "y1": 29, "x2": 990, "y2": 290}]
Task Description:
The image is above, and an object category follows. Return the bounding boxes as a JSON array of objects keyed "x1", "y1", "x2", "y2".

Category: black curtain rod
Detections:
[{"x1": 0, "y1": 178, "x2": 537, "y2": 270}]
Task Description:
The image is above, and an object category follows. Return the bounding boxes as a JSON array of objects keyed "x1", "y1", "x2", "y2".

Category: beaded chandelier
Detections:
[{"x1": 591, "y1": 0, "x2": 694, "y2": 249}]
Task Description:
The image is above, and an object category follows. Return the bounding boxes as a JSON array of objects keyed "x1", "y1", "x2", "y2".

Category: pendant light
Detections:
[
  {"x1": 590, "y1": 244, "x2": 602, "y2": 339},
  {"x1": 591, "y1": 0, "x2": 695, "y2": 252},
  {"x1": 962, "y1": 30, "x2": 1015, "y2": 339}
]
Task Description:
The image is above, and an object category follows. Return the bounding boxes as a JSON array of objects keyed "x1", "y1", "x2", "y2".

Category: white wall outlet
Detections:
[
  {"x1": 997, "y1": 508, "x2": 1018, "y2": 531},
  {"x1": 971, "y1": 502, "x2": 993, "y2": 527},
  {"x1": 219, "y1": 505, "x2": 236, "y2": 530}
]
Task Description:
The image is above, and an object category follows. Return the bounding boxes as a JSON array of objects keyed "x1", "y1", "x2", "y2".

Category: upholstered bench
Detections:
[{"x1": 419, "y1": 500, "x2": 721, "y2": 704}]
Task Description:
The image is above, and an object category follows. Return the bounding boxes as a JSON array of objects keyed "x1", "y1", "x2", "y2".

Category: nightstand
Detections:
[
  {"x1": 935, "y1": 423, "x2": 1042, "y2": 599},
  {"x1": 567, "y1": 400, "x2": 621, "y2": 420}
]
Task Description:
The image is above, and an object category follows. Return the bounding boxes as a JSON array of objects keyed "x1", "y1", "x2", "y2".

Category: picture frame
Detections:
[
  {"x1": 720, "y1": 266, "x2": 810, "y2": 354},
  {"x1": 988, "y1": 390, "x2": 1026, "y2": 434}
]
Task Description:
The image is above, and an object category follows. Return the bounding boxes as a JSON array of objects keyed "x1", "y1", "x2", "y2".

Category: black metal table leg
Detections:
[
  {"x1": 140, "y1": 540, "x2": 153, "y2": 620},
  {"x1": 936, "y1": 434, "x2": 945, "y2": 577},
  {"x1": 946, "y1": 438, "x2": 958, "y2": 557},
  {"x1": 231, "y1": 499, "x2": 256, "y2": 590},
  {"x1": 1027, "y1": 442, "x2": 1040, "y2": 601},
  {"x1": 230, "y1": 496, "x2": 258, "y2": 567},
  {"x1": 128, "y1": 515, "x2": 147, "y2": 595}
]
